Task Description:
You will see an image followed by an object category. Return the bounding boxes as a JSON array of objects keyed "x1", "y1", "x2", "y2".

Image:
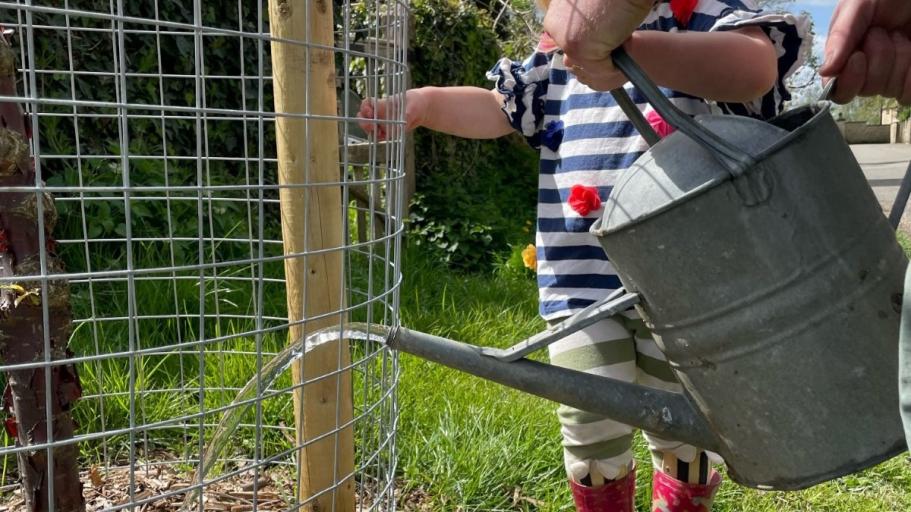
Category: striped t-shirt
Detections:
[{"x1": 488, "y1": 0, "x2": 810, "y2": 321}]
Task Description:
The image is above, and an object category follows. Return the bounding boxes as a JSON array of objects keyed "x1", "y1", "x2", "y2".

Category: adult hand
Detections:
[
  {"x1": 567, "y1": 58, "x2": 628, "y2": 92},
  {"x1": 543, "y1": 0, "x2": 652, "y2": 79},
  {"x1": 822, "y1": 0, "x2": 911, "y2": 103}
]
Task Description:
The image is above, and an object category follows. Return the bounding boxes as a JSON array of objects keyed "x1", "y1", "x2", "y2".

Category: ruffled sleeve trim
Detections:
[{"x1": 486, "y1": 52, "x2": 551, "y2": 148}]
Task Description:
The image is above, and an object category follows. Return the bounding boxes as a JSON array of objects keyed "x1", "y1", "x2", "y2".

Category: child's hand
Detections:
[{"x1": 357, "y1": 89, "x2": 427, "y2": 140}]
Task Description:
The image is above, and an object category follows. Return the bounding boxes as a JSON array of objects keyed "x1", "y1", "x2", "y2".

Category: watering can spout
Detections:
[{"x1": 386, "y1": 326, "x2": 719, "y2": 452}]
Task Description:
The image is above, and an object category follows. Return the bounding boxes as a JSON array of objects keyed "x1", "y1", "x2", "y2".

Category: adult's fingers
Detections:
[
  {"x1": 565, "y1": 58, "x2": 592, "y2": 86},
  {"x1": 830, "y1": 51, "x2": 868, "y2": 104},
  {"x1": 822, "y1": 0, "x2": 873, "y2": 77},
  {"x1": 543, "y1": 0, "x2": 604, "y2": 61},
  {"x1": 860, "y1": 27, "x2": 896, "y2": 96},
  {"x1": 564, "y1": 53, "x2": 618, "y2": 78},
  {"x1": 901, "y1": 53, "x2": 911, "y2": 105},
  {"x1": 544, "y1": 0, "x2": 652, "y2": 62},
  {"x1": 566, "y1": 61, "x2": 626, "y2": 91},
  {"x1": 886, "y1": 31, "x2": 911, "y2": 100},
  {"x1": 562, "y1": 53, "x2": 579, "y2": 71}
]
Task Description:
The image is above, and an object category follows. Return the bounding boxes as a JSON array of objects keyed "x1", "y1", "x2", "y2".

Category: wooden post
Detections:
[
  {"x1": 403, "y1": 18, "x2": 416, "y2": 220},
  {"x1": 268, "y1": 1, "x2": 355, "y2": 511}
]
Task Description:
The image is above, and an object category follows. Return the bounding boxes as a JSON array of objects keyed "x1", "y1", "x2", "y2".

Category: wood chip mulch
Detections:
[
  {"x1": 0, "y1": 461, "x2": 295, "y2": 511},
  {"x1": 0, "y1": 459, "x2": 424, "y2": 511}
]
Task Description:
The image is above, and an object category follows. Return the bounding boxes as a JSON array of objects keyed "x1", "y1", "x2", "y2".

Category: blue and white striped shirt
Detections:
[{"x1": 488, "y1": 0, "x2": 810, "y2": 320}]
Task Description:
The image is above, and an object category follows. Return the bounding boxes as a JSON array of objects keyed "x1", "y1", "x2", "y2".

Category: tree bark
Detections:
[{"x1": 0, "y1": 32, "x2": 84, "y2": 512}]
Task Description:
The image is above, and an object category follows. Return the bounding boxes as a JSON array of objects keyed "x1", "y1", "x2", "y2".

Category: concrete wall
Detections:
[
  {"x1": 836, "y1": 121, "x2": 891, "y2": 144},
  {"x1": 891, "y1": 120, "x2": 911, "y2": 144}
]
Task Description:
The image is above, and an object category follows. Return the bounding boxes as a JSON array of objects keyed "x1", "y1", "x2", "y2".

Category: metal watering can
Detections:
[{"x1": 386, "y1": 48, "x2": 909, "y2": 490}]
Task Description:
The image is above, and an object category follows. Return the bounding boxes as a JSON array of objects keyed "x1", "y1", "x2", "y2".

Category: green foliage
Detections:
[
  {"x1": 15, "y1": 0, "x2": 280, "y2": 268},
  {"x1": 898, "y1": 231, "x2": 911, "y2": 256},
  {"x1": 837, "y1": 96, "x2": 906, "y2": 125},
  {"x1": 408, "y1": 192, "x2": 496, "y2": 269},
  {"x1": 408, "y1": 0, "x2": 538, "y2": 271},
  {"x1": 900, "y1": 107, "x2": 911, "y2": 123},
  {"x1": 493, "y1": 237, "x2": 536, "y2": 279},
  {"x1": 22, "y1": 0, "x2": 540, "y2": 273},
  {"x1": 477, "y1": 0, "x2": 542, "y2": 59}
]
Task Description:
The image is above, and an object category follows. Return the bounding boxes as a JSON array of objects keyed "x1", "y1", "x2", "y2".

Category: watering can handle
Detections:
[
  {"x1": 610, "y1": 88, "x2": 662, "y2": 147},
  {"x1": 480, "y1": 288, "x2": 640, "y2": 362},
  {"x1": 609, "y1": 47, "x2": 758, "y2": 178}
]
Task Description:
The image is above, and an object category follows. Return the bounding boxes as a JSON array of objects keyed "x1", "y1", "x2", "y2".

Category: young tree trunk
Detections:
[{"x1": 0, "y1": 32, "x2": 84, "y2": 512}]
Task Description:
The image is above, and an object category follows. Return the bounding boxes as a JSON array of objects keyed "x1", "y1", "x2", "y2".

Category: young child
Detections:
[{"x1": 360, "y1": 1, "x2": 809, "y2": 510}]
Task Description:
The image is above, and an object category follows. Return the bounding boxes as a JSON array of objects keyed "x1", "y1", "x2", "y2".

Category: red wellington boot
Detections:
[
  {"x1": 651, "y1": 469, "x2": 721, "y2": 512},
  {"x1": 569, "y1": 465, "x2": 636, "y2": 512}
]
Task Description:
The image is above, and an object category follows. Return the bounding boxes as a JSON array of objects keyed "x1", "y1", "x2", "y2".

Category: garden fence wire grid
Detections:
[{"x1": 0, "y1": 0, "x2": 408, "y2": 510}]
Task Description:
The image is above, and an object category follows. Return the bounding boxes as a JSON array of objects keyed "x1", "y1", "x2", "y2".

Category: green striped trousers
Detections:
[{"x1": 548, "y1": 312, "x2": 709, "y2": 481}]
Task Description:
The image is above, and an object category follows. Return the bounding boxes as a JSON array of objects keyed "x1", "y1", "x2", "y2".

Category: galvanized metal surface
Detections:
[
  {"x1": 899, "y1": 261, "x2": 911, "y2": 449},
  {"x1": 888, "y1": 161, "x2": 911, "y2": 229},
  {"x1": 598, "y1": 114, "x2": 787, "y2": 232},
  {"x1": 593, "y1": 49, "x2": 908, "y2": 490},
  {"x1": 0, "y1": 1, "x2": 408, "y2": 510},
  {"x1": 388, "y1": 326, "x2": 719, "y2": 451}
]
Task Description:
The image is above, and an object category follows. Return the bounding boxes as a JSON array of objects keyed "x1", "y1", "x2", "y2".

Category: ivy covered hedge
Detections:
[
  {"x1": 407, "y1": 0, "x2": 538, "y2": 271},
  {"x1": 10, "y1": 0, "x2": 538, "y2": 272}
]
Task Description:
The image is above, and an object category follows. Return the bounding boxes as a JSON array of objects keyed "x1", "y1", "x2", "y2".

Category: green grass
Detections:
[
  {"x1": 898, "y1": 231, "x2": 911, "y2": 255},
  {"x1": 2, "y1": 228, "x2": 397, "y2": 486},
  {"x1": 4, "y1": 231, "x2": 911, "y2": 511},
  {"x1": 394, "y1": 243, "x2": 911, "y2": 511},
  {"x1": 397, "y1": 246, "x2": 566, "y2": 510}
]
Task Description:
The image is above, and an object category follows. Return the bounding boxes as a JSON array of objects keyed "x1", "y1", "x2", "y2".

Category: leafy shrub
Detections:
[
  {"x1": 13, "y1": 0, "x2": 539, "y2": 272},
  {"x1": 493, "y1": 239, "x2": 536, "y2": 280},
  {"x1": 408, "y1": 0, "x2": 538, "y2": 271},
  {"x1": 16, "y1": 0, "x2": 279, "y2": 270}
]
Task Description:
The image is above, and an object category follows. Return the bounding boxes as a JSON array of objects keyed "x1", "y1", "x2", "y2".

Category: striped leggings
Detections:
[{"x1": 548, "y1": 311, "x2": 712, "y2": 481}]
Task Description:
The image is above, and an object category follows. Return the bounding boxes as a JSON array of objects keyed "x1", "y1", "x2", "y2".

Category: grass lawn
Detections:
[
  {"x1": 396, "y1": 243, "x2": 911, "y2": 511},
  {"x1": 1, "y1": 235, "x2": 907, "y2": 511}
]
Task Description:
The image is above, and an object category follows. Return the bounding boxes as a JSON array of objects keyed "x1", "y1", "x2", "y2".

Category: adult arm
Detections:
[{"x1": 575, "y1": 27, "x2": 778, "y2": 103}]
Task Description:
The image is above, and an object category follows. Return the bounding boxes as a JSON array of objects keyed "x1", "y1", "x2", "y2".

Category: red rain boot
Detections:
[
  {"x1": 651, "y1": 469, "x2": 721, "y2": 512},
  {"x1": 569, "y1": 465, "x2": 636, "y2": 511}
]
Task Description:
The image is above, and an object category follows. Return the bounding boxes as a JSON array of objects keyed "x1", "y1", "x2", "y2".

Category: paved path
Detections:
[{"x1": 852, "y1": 144, "x2": 911, "y2": 234}]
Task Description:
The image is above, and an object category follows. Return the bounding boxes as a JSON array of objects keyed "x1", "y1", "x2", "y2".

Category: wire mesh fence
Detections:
[{"x1": 0, "y1": 0, "x2": 408, "y2": 510}]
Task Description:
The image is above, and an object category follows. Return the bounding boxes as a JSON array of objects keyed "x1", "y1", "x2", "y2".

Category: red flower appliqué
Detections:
[
  {"x1": 670, "y1": 0, "x2": 698, "y2": 26},
  {"x1": 646, "y1": 110, "x2": 675, "y2": 138},
  {"x1": 568, "y1": 185, "x2": 602, "y2": 216}
]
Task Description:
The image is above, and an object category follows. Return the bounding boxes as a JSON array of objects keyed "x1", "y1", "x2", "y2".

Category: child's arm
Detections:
[
  {"x1": 575, "y1": 27, "x2": 777, "y2": 103},
  {"x1": 629, "y1": 27, "x2": 778, "y2": 102},
  {"x1": 358, "y1": 86, "x2": 514, "y2": 140}
]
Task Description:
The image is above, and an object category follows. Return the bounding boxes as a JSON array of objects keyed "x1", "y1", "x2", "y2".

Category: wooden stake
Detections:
[{"x1": 268, "y1": 1, "x2": 354, "y2": 511}]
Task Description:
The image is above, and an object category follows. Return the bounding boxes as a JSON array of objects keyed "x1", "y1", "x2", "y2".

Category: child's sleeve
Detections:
[
  {"x1": 688, "y1": 0, "x2": 812, "y2": 119},
  {"x1": 486, "y1": 51, "x2": 552, "y2": 149}
]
